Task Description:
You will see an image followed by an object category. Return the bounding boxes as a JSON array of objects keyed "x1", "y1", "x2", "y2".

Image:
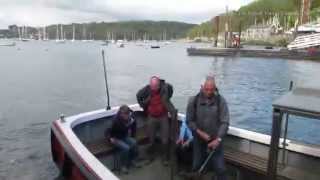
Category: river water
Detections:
[{"x1": 0, "y1": 41, "x2": 319, "y2": 179}]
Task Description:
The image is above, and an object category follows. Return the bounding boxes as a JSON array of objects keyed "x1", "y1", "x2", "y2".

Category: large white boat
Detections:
[{"x1": 51, "y1": 83, "x2": 320, "y2": 180}]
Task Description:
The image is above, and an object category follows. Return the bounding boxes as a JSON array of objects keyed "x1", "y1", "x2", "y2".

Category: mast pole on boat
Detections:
[
  {"x1": 101, "y1": 50, "x2": 111, "y2": 110},
  {"x1": 169, "y1": 109, "x2": 178, "y2": 180}
]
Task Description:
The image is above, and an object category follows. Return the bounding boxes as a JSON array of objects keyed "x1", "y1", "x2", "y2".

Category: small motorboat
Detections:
[
  {"x1": 151, "y1": 45, "x2": 160, "y2": 49},
  {"x1": 117, "y1": 43, "x2": 124, "y2": 48},
  {"x1": 51, "y1": 85, "x2": 320, "y2": 180},
  {"x1": 56, "y1": 39, "x2": 66, "y2": 44},
  {"x1": 116, "y1": 40, "x2": 125, "y2": 48},
  {"x1": 21, "y1": 38, "x2": 30, "y2": 42},
  {"x1": 265, "y1": 46, "x2": 274, "y2": 49}
]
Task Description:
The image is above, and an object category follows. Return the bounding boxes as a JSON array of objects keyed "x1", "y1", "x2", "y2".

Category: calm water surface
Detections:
[{"x1": 0, "y1": 41, "x2": 319, "y2": 179}]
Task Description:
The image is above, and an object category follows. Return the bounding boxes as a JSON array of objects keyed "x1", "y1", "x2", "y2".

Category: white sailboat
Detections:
[
  {"x1": 116, "y1": 39, "x2": 125, "y2": 48},
  {"x1": 87, "y1": 32, "x2": 94, "y2": 42},
  {"x1": 64, "y1": 31, "x2": 67, "y2": 41},
  {"x1": 163, "y1": 30, "x2": 171, "y2": 45},
  {"x1": 81, "y1": 25, "x2": 88, "y2": 42},
  {"x1": 38, "y1": 28, "x2": 41, "y2": 40},
  {"x1": 43, "y1": 26, "x2": 49, "y2": 41},
  {"x1": 56, "y1": 24, "x2": 66, "y2": 43},
  {"x1": 21, "y1": 26, "x2": 30, "y2": 42},
  {"x1": 111, "y1": 32, "x2": 115, "y2": 44},
  {"x1": 18, "y1": 27, "x2": 22, "y2": 41},
  {"x1": 71, "y1": 24, "x2": 75, "y2": 42}
]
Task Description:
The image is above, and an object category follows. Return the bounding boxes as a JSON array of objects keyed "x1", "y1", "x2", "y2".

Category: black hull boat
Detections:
[{"x1": 51, "y1": 84, "x2": 320, "y2": 180}]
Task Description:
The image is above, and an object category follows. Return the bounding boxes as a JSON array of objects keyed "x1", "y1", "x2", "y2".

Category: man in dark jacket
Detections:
[
  {"x1": 186, "y1": 76, "x2": 229, "y2": 180},
  {"x1": 109, "y1": 105, "x2": 139, "y2": 174},
  {"x1": 136, "y1": 76, "x2": 175, "y2": 165}
]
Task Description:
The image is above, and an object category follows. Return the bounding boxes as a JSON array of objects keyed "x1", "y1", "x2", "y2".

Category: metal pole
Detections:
[
  {"x1": 198, "y1": 150, "x2": 215, "y2": 174},
  {"x1": 238, "y1": 20, "x2": 242, "y2": 48},
  {"x1": 101, "y1": 50, "x2": 111, "y2": 110},
  {"x1": 170, "y1": 109, "x2": 178, "y2": 180},
  {"x1": 282, "y1": 81, "x2": 293, "y2": 164},
  {"x1": 267, "y1": 109, "x2": 283, "y2": 180},
  {"x1": 215, "y1": 16, "x2": 220, "y2": 47}
]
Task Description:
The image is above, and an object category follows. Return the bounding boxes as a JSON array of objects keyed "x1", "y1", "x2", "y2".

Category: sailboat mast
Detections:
[
  {"x1": 18, "y1": 27, "x2": 21, "y2": 40},
  {"x1": 56, "y1": 24, "x2": 59, "y2": 40},
  {"x1": 72, "y1": 24, "x2": 75, "y2": 41},
  {"x1": 43, "y1": 27, "x2": 46, "y2": 40},
  {"x1": 38, "y1": 28, "x2": 41, "y2": 40},
  {"x1": 60, "y1": 25, "x2": 63, "y2": 40}
]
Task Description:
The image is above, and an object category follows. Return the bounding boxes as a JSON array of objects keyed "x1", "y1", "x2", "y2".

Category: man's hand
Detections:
[
  {"x1": 109, "y1": 138, "x2": 116, "y2": 144},
  {"x1": 182, "y1": 140, "x2": 190, "y2": 148},
  {"x1": 196, "y1": 128, "x2": 210, "y2": 142},
  {"x1": 176, "y1": 139, "x2": 183, "y2": 145},
  {"x1": 208, "y1": 138, "x2": 220, "y2": 150}
]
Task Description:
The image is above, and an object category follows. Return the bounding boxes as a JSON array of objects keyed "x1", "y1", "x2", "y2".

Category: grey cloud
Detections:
[{"x1": 0, "y1": 0, "x2": 252, "y2": 28}]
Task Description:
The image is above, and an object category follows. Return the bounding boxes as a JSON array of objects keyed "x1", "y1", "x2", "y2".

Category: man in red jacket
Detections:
[{"x1": 136, "y1": 76, "x2": 175, "y2": 166}]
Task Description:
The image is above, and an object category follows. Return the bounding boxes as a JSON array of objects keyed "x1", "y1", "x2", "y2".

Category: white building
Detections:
[
  {"x1": 242, "y1": 24, "x2": 278, "y2": 40},
  {"x1": 242, "y1": 15, "x2": 283, "y2": 40}
]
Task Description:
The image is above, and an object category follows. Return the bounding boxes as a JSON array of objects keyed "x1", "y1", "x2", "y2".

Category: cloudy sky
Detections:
[{"x1": 0, "y1": 0, "x2": 254, "y2": 28}]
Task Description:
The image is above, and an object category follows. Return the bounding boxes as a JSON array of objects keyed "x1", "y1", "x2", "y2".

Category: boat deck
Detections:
[
  {"x1": 96, "y1": 143, "x2": 219, "y2": 180},
  {"x1": 71, "y1": 109, "x2": 320, "y2": 180}
]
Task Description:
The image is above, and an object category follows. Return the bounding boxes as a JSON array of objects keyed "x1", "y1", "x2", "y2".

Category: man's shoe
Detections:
[
  {"x1": 162, "y1": 159, "x2": 169, "y2": 167},
  {"x1": 144, "y1": 157, "x2": 154, "y2": 166},
  {"x1": 120, "y1": 167, "x2": 129, "y2": 174},
  {"x1": 131, "y1": 161, "x2": 142, "y2": 168}
]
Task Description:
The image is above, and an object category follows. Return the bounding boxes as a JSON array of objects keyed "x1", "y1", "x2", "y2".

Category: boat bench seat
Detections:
[
  {"x1": 85, "y1": 139, "x2": 115, "y2": 157},
  {"x1": 224, "y1": 147, "x2": 284, "y2": 175},
  {"x1": 85, "y1": 133, "x2": 148, "y2": 157}
]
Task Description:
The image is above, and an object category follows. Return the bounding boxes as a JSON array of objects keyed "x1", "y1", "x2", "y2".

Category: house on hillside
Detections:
[
  {"x1": 242, "y1": 14, "x2": 284, "y2": 41},
  {"x1": 242, "y1": 24, "x2": 280, "y2": 40}
]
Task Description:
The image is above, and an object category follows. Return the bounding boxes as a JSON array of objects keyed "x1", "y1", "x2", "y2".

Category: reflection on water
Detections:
[{"x1": 0, "y1": 41, "x2": 320, "y2": 179}]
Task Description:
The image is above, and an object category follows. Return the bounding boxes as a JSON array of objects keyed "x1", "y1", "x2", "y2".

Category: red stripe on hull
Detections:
[
  {"x1": 51, "y1": 121, "x2": 101, "y2": 179},
  {"x1": 71, "y1": 165, "x2": 87, "y2": 180},
  {"x1": 51, "y1": 130, "x2": 65, "y2": 169}
]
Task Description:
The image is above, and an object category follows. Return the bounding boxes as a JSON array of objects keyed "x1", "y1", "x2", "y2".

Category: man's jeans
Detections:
[
  {"x1": 192, "y1": 137, "x2": 227, "y2": 180},
  {"x1": 113, "y1": 137, "x2": 138, "y2": 167}
]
